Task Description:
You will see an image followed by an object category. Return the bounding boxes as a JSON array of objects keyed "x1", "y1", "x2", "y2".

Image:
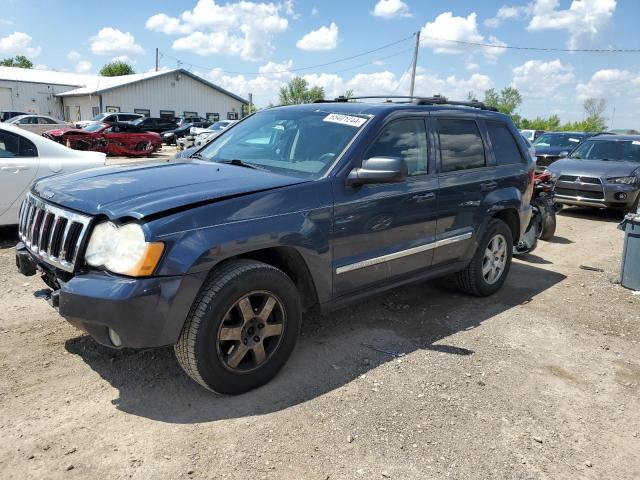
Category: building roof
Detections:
[
  {"x1": 0, "y1": 66, "x2": 95, "y2": 87},
  {"x1": 56, "y1": 68, "x2": 248, "y2": 104},
  {"x1": 0, "y1": 66, "x2": 247, "y2": 104}
]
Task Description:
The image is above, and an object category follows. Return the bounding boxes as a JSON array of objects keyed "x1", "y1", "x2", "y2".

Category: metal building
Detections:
[{"x1": 0, "y1": 66, "x2": 248, "y2": 122}]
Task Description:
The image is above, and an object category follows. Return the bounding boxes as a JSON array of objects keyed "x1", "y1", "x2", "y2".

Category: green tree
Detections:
[
  {"x1": 483, "y1": 87, "x2": 522, "y2": 116},
  {"x1": 1, "y1": 55, "x2": 33, "y2": 68},
  {"x1": 582, "y1": 97, "x2": 607, "y2": 131},
  {"x1": 278, "y1": 77, "x2": 325, "y2": 105},
  {"x1": 99, "y1": 61, "x2": 135, "y2": 77}
]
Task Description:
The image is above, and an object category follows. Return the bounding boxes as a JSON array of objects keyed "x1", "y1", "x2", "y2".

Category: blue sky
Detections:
[{"x1": 1, "y1": 0, "x2": 639, "y2": 126}]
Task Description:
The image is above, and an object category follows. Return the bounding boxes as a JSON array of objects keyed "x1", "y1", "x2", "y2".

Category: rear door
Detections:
[
  {"x1": 331, "y1": 116, "x2": 439, "y2": 296},
  {"x1": 431, "y1": 115, "x2": 496, "y2": 265}
]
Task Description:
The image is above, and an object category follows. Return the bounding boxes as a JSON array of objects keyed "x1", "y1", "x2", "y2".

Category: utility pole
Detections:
[
  {"x1": 409, "y1": 30, "x2": 420, "y2": 97},
  {"x1": 155, "y1": 48, "x2": 159, "y2": 72}
]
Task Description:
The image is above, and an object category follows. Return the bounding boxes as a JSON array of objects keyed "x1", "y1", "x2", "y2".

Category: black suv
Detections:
[
  {"x1": 130, "y1": 116, "x2": 179, "y2": 133},
  {"x1": 15, "y1": 97, "x2": 533, "y2": 394}
]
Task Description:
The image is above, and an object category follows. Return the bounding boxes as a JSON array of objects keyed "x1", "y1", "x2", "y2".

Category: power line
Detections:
[
  {"x1": 159, "y1": 34, "x2": 415, "y2": 76},
  {"x1": 420, "y1": 35, "x2": 640, "y2": 53}
]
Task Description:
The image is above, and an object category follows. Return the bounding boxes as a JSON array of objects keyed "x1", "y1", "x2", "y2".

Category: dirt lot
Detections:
[{"x1": 0, "y1": 207, "x2": 639, "y2": 480}]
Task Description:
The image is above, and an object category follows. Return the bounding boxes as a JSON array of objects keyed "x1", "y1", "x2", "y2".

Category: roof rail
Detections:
[{"x1": 314, "y1": 95, "x2": 498, "y2": 111}]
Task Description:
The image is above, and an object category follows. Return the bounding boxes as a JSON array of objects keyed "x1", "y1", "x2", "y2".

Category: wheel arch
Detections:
[
  {"x1": 215, "y1": 246, "x2": 320, "y2": 312},
  {"x1": 490, "y1": 207, "x2": 520, "y2": 245}
]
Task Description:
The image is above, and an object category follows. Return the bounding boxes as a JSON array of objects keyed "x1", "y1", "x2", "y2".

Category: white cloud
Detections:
[
  {"x1": 576, "y1": 69, "x2": 640, "y2": 102},
  {"x1": 296, "y1": 22, "x2": 338, "y2": 51},
  {"x1": 371, "y1": 0, "x2": 412, "y2": 19},
  {"x1": 311, "y1": 7, "x2": 319, "y2": 16},
  {"x1": 488, "y1": 0, "x2": 617, "y2": 48},
  {"x1": 146, "y1": 0, "x2": 291, "y2": 61},
  {"x1": 528, "y1": 0, "x2": 617, "y2": 48},
  {"x1": 413, "y1": 69, "x2": 494, "y2": 99},
  {"x1": 145, "y1": 13, "x2": 191, "y2": 35},
  {"x1": 90, "y1": 28, "x2": 144, "y2": 56},
  {"x1": 420, "y1": 12, "x2": 506, "y2": 61},
  {"x1": 465, "y1": 62, "x2": 480, "y2": 72},
  {"x1": 34, "y1": 64, "x2": 48, "y2": 70},
  {"x1": 75, "y1": 60, "x2": 93, "y2": 74},
  {"x1": 0, "y1": 32, "x2": 41, "y2": 57},
  {"x1": 512, "y1": 59, "x2": 575, "y2": 97},
  {"x1": 258, "y1": 59, "x2": 293, "y2": 79},
  {"x1": 111, "y1": 55, "x2": 136, "y2": 65},
  {"x1": 67, "y1": 50, "x2": 81, "y2": 62}
]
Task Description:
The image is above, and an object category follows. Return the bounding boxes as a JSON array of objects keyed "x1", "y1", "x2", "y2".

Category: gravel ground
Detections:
[{"x1": 0, "y1": 207, "x2": 639, "y2": 479}]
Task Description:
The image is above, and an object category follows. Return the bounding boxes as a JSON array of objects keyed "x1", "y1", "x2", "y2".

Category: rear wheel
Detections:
[
  {"x1": 454, "y1": 219, "x2": 513, "y2": 296},
  {"x1": 175, "y1": 260, "x2": 301, "y2": 395}
]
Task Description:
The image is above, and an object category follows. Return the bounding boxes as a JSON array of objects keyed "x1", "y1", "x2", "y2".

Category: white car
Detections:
[
  {"x1": 190, "y1": 120, "x2": 238, "y2": 148},
  {"x1": 0, "y1": 124, "x2": 106, "y2": 226},
  {"x1": 6, "y1": 114, "x2": 69, "y2": 136}
]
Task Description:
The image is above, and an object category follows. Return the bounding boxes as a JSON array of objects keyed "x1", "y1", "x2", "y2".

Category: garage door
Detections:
[{"x1": 0, "y1": 87, "x2": 12, "y2": 110}]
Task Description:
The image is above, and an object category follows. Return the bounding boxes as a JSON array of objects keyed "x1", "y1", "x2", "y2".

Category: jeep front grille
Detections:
[{"x1": 18, "y1": 193, "x2": 92, "y2": 272}]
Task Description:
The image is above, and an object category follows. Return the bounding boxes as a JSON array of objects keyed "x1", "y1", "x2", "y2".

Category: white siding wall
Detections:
[
  {"x1": 0, "y1": 80, "x2": 74, "y2": 119},
  {"x1": 99, "y1": 73, "x2": 244, "y2": 120}
]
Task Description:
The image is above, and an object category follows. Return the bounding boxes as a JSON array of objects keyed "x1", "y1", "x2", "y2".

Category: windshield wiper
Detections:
[{"x1": 217, "y1": 159, "x2": 265, "y2": 170}]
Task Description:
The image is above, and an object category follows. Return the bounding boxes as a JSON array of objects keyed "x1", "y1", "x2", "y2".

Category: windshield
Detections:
[
  {"x1": 131, "y1": 118, "x2": 145, "y2": 125},
  {"x1": 90, "y1": 113, "x2": 107, "y2": 121},
  {"x1": 569, "y1": 139, "x2": 640, "y2": 163},
  {"x1": 5, "y1": 116, "x2": 22, "y2": 124},
  {"x1": 533, "y1": 133, "x2": 585, "y2": 149},
  {"x1": 198, "y1": 109, "x2": 368, "y2": 178},
  {"x1": 520, "y1": 130, "x2": 534, "y2": 141},
  {"x1": 83, "y1": 122, "x2": 105, "y2": 132}
]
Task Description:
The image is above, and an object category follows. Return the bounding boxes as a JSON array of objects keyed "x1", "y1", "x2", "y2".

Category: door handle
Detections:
[
  {"x1": 0, "y1": 165, "x2": 28, "y2": 172},
  {"x1": 411, "y1": 192, "x2": 436, "y2": 202},
  {"x1": 480, "y1": 181, "x2": 498, "y2": 192}
]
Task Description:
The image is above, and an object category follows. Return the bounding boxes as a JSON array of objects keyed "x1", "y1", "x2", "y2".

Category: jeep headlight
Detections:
[
  {"x1": 607, "y1": 176, "x2": 639, "y2": 185},
  {"x1": 85, "y1": 222, "x2": 164, "y2": 276}
]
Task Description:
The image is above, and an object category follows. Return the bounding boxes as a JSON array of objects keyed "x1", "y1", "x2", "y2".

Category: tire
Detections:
[
  {"x1": 454, "y1": 218, "x2": 513, "y2": 297},
  {"x1": 175, "y1": 259, "x2": 302, "y2": 395}
]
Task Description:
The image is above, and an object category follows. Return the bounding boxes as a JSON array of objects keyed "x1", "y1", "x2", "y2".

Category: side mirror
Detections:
[{"x1": 347, "y1": 157, "x2": 408, "y2": 186}]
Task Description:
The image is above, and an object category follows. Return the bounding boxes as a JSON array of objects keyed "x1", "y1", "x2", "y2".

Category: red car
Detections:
[{"x1": 43, "y1": 122, "x2": 162, "y2": 157}]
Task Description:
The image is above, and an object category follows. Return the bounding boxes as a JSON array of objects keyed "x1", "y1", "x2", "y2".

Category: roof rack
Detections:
[{"x1": 314, "y1": 95, "x2": 498, "y2": 112}]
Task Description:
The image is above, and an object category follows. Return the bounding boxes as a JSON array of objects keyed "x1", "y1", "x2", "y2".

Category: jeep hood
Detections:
[
  {"x1": 548, "y1": 158, "x2": 640, "y2": 178},
  {"x1": 32, "y1": 160, "x2": 310, "y2": 219}
]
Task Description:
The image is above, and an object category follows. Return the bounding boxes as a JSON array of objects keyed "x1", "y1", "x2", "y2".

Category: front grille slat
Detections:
[
  {"x1": 17, "y1": 194, "x2": 92, "y2": 272},
  {"x1": 555, "y1": 188, "x2": 604, "y2": 200}
]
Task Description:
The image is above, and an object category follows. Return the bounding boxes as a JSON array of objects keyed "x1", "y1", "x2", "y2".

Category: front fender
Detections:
[{"x1": 147, "y1": 181, "x2": 334, "y2": 302}]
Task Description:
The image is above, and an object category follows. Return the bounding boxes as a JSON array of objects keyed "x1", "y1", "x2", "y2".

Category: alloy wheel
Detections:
[
  {"x1": 216, "y1": 290, "x2": 286, "y2": 373},
  {"x1": 482, "y1": 234, "x2": 507, "y2": 284}
]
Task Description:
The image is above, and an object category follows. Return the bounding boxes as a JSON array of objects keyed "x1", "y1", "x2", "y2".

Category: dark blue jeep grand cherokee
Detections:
[{"x1": 15, "y1": 97, "x2": 533, "y2": 394}]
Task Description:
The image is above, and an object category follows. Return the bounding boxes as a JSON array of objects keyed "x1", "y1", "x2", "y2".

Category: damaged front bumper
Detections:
[{"x1": 15, "y1": 242, "x2": 205, "y2": 349}]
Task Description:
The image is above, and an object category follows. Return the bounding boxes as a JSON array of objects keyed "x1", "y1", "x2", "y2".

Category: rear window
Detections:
[
  {"x1": 437, "y1": 118, "x2": 486, "y2": 172},
  {"x1": 487, "y1": 122, "x2": 524, "y2": 165}
]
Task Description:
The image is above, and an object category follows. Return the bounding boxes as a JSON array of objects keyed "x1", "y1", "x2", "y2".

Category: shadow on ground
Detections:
[
  {"x1": 0, "y1": 226, "x2": 18, "y2": 249},
  {"x1": 559, "y1": 206, "x2": 624, "y2": 223},
  {"x1": 65, "y1": 261, "x2": 565, "y2": 424}
]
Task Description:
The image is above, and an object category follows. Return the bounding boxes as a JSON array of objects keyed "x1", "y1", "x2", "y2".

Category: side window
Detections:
[
  {"x1": 0, "y1": 131, "x2": 19, "y2": 157},
  {"x1": 39, "y1": 117, "x2": 56, "y2": 124},
  {"x1": 487, "y1": 122, "x2": 524, "y2": 165},
  {"x1": 437, "y1": 118, "x2": 486, "y2": 172},
  {"x1": 0, "y1": 131, "x2": 37, "y2": 157},
  {"x1": 364, "y1": 118, "x2": 428, "y2": 176}
]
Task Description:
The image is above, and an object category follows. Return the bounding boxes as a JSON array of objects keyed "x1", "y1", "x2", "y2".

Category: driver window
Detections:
[
  {"x1": 364, "y1": 118, "x2": 428, "y2": 176},
  {"x1": 0, "y1": 131, "x2": 37, "y2": 157}
]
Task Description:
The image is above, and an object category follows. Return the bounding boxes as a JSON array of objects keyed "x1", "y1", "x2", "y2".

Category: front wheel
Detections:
[
  {"x1": 175, "y1": 260, "x2": 302, "y2": 394},
  {"x1": 454, "y1": 218, "x2": 513, "y2": 296}
]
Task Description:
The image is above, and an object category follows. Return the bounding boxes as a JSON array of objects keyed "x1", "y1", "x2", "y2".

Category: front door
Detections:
[
  {"x1": 0, "y1": 130, "x2": 39, "y2": 220},
  {"x1": 331, "y1": 117, "x2": 439, "y2": 296},
  {"x1": 431, "y1": 115, "x2": 496, "y2": 265}
]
